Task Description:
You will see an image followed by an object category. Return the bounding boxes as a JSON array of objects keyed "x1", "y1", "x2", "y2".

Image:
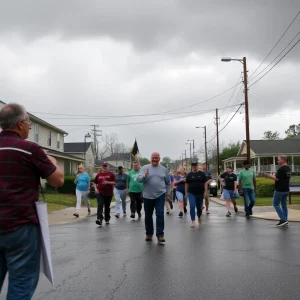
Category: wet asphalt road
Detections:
[{"x1": 1, "y1": 202, "x2": 300, "y2": 300}]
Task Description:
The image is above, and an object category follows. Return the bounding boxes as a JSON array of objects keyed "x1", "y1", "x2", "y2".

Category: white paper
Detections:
[{"x1": 35, "y1": 202, "x2": 54, "y2": 287}]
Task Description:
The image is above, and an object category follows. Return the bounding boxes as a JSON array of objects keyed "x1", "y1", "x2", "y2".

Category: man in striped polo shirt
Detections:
[{"x1": 0, "y1": 103, "x2": 64, "y2": 299}]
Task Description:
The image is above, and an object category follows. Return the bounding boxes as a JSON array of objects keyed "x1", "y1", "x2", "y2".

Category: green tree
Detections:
[
  {"x1": 262, "y1": 131, "x2": 280, "y2": 140},
  {"x1": 285, "y1": 124, "x2": 300, "y2": 139},
  {"x1": 219, "y1": 141, "x2": 241, "y2": 162},
  {"x1": 161, "y1": 157, "x2": 172, "y2": 168},
  {"x1": 138, "y1": 157, "x2": 150, "y2": 166}
]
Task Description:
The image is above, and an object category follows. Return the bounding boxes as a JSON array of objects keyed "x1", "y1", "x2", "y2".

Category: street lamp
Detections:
[
  {"x1": 196, "y1": 126, "x2": 207, "y2": 166},
  {"x1": 84, "y1": 132, "x2": 91, "y2": 161},
  {"x1": 221, "y1": 56, "x2": 250, "y2": 162}
]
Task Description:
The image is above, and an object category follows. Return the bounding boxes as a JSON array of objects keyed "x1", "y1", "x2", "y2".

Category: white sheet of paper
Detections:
[{"x1": 35, "y1": 202, "x2": 54, "y2": 287}]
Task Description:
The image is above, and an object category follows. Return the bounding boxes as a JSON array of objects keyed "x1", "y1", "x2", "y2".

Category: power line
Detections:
[
  {"x1": 250, "y1": 30, "x2": 300, "y2": 82},
  {"x1": 219, "y1": 104, "x2": 244, "y2": 133},
  {"x1": 250, "y1": 10, "x2": 300, "y2": 79},
  {"x1": 249, "y1": 36, "x2": 300, "y2": 88},
  {"x1": 30, "y1": 82, "x2": 242, "y2": 119}
]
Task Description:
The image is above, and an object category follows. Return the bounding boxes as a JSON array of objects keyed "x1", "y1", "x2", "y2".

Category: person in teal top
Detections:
[
  {"x1": 239, "y1": 160, "x2": 256, "y2": 217},
  {"x1": 73, "y1": 165, "x2": 91, "y2": 217},
  {"x1": 127, "y1": 161, "x2": 144, "y2": 219}
]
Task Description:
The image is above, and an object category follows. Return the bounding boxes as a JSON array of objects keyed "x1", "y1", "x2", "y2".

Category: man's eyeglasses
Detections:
[{"x1": 22, "y1": 120, "x2": 32, "y2": 126}]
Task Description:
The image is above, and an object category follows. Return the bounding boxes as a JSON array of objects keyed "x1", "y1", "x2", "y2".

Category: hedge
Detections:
[
  {"x1": 46, "y1": 175, "x2": 77, "y2": 194},
  {"x1": 255, "y1": 178, "x2": 274, "y2": 197}
]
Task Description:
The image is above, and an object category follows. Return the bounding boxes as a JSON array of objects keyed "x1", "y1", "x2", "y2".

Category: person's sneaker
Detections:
[
  {"x1": 276, "y1": 220, "x2": 288, "y2": 227},
  {"x1": 249, "y1": 208, "x2": 253, "y2": 215},
  {"x1": 88, "y1": 208, "x2": 91, "y2": 215},
  {"x1": 184, "y1": 207, "x2": 187, "y2": 214},
  {"x1": 145, "y1": 235, "x2": 153, "y2": 242},
  {"x1": 123, "y1": 213, "x2": 127, "y2": 217},
  {"x1": 226, "y1": 212, "x2": 231, "y2": 217},
  {"x1": 198, "y1": 216, "x2": 202, "y2": 224},
  {"x1": 179, "y1": 211, "x2": 183, "y2": 218},
  {"x1": 138, "y1": 213, "x2": 142, "y2": 218},
  {"x1": 115, "y1": 213, "x2": 120, "y2": 218},
  {"x1": 166, "y1": 211, "x2": 170, "y2": 215},
  {"x1": 286, "y1": 221, "x2": 289, "y2": 226},
  {"x1": 190, "y1": 221, "x2": 196, "y2": 228},
  {"x1": 95, "y1": 219, "x2": 102, "y2": 226},
  {"x1": 73, "y1": 213, "x2": 79, "y2": 218},
  {"x1": 234, "y1": 206, "x2": 238, "y2": 213},
  {"x1": 157, "y1": 236, "x2": 166, "y2": 244},
  {"x1": 245, "y1": 213, "x2": 250, "y2": 218},
  {"x1": 206, "y1": 210, "x2": 210, "y2": 215},
  {"x1": 130, "y1": 214, "x2": 135, "y2": 219},
  {"x1": 105, "y1": 221, "x2": 110, "y2": 225}
]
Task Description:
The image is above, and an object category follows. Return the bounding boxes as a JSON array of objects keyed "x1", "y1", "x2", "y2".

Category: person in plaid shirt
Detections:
[{"x1": 0, "y1": 103, "x2": 64, "y2": 299}]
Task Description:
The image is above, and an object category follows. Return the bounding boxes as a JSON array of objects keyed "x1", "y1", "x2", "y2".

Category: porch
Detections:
[{"x1": 223, "y1": 155, "x2": 300, "y2": 174}]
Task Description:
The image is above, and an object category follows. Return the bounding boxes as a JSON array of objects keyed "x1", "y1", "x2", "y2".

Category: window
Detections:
[
  {"x1": 34, "y1": 124, "x2": 39, "y2": 143},
  {"x1": 48, "y1": 131, "x2": 52, "y2": 147},
  {"x1": 57, "y1": 133, "x2": 60, "y2": 149}
]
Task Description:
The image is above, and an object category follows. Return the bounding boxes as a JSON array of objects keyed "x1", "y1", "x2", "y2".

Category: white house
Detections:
[{"x1": 223, "y1": 139, "x2": 300, "y2": 174}]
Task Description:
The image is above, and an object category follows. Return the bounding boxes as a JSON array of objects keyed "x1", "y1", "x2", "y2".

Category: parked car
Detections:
[{"x1": 208, "y1": 179, "x2": 218, "y2": 197}]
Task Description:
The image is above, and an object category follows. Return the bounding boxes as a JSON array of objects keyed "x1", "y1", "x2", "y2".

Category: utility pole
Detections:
[
  {"x1": 204, "y1": 126, "x2": 208, "y2": 167},
  {"x1": 243, "y1": 57, "x2": 251, "y2": 162},
  {"x1": 90, "y1": 125, "x2": 102, "y2": 159},
  {"x1": 185, "y1": 150, "x2": 187, "y2": 169},
  {"x1": 215, "y1": 109, "x2": 220, "y2": 177}
]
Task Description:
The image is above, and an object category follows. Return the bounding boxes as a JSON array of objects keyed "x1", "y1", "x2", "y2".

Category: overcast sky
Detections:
[{"x1": 0, "y1": 0, "x2": 299, "y2": 160}]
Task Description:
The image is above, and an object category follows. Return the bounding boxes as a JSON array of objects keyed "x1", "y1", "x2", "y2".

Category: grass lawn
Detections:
[
  {"x1": 41, "y1": 193, "x2": 116, "y2": 211},
  {"x1": 236, "y1": 196, "x2": 300, "y2": 207}
]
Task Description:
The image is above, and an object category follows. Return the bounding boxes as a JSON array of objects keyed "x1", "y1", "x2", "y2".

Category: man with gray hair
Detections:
[
  {"x1": 137, "y1": 152, "x2": 171, "y2": 244},
  {"x1": 0, "y1": 103, "x2": 64, "y2": 299}
]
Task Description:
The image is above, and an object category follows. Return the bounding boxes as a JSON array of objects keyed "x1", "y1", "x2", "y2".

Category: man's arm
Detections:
[
  {"x1": 165, "y1": 170, "x2": 171, "y2": 196},
  {"x1": 45, "y1": 155, "x2": 64, "y2": 187},
  {"x1": 137, "y1": 166, "x2": 147, "y2": 183},
  {"x1": 253, "y1": 177, "x2": 257, "y2": 191},
  {"x1": 218, "y1": 175, "x2": 225, "y2": 186},
  {"x1": 266, "y1": 173, "x2": 279, "y2": 182}
]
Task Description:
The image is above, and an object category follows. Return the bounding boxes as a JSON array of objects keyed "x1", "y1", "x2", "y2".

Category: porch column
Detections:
[
  {"x1": 234, "y1": 160, "x2": 237, "y2": 173},
  {"x1": 273, "y1": 156, "x2": 276, "y2": 173},
  {"x1": 292, "y1": 156, "x2": 295, "y2": 172},
  {"x1": 224, "y1": 162, "x2": 226, "y2": 171},
  {"x1": 257, "y1": 157, "x2": 261, "y2": 173}
]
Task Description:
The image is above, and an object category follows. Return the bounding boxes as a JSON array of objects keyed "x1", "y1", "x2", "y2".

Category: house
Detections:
[
  {"x1": 0, "y1": 101, "x2": 83, "y2": 174},
  {"x1": 223, "y1": 139, "x2": 300, "y2": 174},
  {"x1": 98, "y1": 153, "x2": 132, "y2": 172},
  {"x1": 64, "y1": 142, "x2": 95, "y2": 174}
]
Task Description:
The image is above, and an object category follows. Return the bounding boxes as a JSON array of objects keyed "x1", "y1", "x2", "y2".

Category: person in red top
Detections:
[
  {"x1": 94, "y1": 162, "x2": 116, "y2": 226},
  {"x1": 0, "y1": 103, "x2": 64, "y2": 300}
]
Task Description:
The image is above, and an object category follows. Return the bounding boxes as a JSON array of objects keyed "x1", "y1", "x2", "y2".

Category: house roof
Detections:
[
  {"x1": 64, "y1": 142, "x2": 93, "y2": 153},
  {"x1": 239, "y1": 140, "x2": 300, "y2": 156},
  {"x1": 294, "y1": 134, "x2": 300, "y2": 139},
  {"x1": 0, "y1": 100, "x2": 68, "y2": 135},
  {"x1": 102, "y1": 153, "x2": 131, "y2": 161},
  {"x1": 42, "y1": 147, "x2": 83, "y2": 161}
]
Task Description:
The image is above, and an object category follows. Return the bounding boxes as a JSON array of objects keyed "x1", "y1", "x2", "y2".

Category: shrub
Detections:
[
  {"x1": 256, "y1": 178, "x2": 274, "y2": 197},
  {"x1": 46, "y1": 175, "x2": 76, "y2": 194}
]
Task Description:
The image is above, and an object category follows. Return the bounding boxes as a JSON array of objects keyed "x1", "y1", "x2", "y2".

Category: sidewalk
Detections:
[
  {"x1": 210, "y1": 197, "x2": 300, "y2": 222},
  {"x1": 48, "y1": 200, "x2": 130, "y2": 225}
]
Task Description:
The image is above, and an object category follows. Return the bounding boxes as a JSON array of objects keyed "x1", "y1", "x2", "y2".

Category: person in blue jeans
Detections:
[
  {"x1": 265, "y1": 155, "x2": 291, "y2": 227},
  {"x1": 137, "y1": 152, "x2": 171, "y2": 244},
  {"x1": 239, "y1": 160, "x2": 256, "y2": 218},
  {"x1": 185, "y1": 162, "x2": 208, "y2": 228}
]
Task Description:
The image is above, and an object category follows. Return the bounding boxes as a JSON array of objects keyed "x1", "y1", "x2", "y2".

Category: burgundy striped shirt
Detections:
[{"x1": 0, "y1": 130, "x2": 56, "y2": 234}]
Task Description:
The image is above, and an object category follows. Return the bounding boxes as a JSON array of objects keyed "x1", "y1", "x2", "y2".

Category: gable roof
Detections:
[
  {"x1": 238, "y1": 140, "x2": 300, "y2": 156},
  {"x1": 102, "y1": 153, "x2": 131, "y2": 161},
  {"x1": 94, "y1": 159, "x2": 118, "y2": 171},
  {"x1": 64, "y1": 142, "x2": 93, "y2": 153}
]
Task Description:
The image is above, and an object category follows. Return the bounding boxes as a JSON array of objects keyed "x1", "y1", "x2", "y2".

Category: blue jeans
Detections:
[
  {"x1": 143, "y1": 193, "x2": 165, "y2": 237},
  {"x1": 0, "y1": 223, "x2": 41, "y2": 300},
  {"x1": 243, "y1": 188, "x2": 256, "y2": 214},
  {"x1": 114, "y1": 188, "x2": 127, "y2": 214},
  {"x1": 273, "y1": 191, "x2": 289, "y2": 221},
  {"x1": 188, "y1": 193, "x2": 204, "y2": 221}
]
